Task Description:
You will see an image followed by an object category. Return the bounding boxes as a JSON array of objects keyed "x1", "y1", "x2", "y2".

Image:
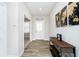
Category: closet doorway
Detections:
[{"x1": 24, "y1": 17, "x2": 30, "y2": 48}]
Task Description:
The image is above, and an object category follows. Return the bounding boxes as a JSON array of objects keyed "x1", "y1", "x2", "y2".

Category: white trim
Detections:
[{"x1": 32, "y1": 39, "x2": 49, "y2": 41}]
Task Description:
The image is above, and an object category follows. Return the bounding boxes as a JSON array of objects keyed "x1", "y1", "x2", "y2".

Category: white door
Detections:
[
  {"x1": 0, "y1": 3, "x2": 7, "y2": 56},
  {"x1": 34, "y1": 20, "x2": 45, "y2": 39}
]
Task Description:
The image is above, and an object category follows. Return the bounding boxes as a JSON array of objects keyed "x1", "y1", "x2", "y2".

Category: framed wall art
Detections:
[
  {"x1": 68, "y1": 2, "x2": 79, "y2": 25},
  {"x1": 55, "y1": 6, "x2": 67, "y2": 27},
  {"x1": 60, "y1": 6, "x2": 67, "y2": 27},
  {"x1": 55, "y1": 12, "x2": 61, "y2": 27}
]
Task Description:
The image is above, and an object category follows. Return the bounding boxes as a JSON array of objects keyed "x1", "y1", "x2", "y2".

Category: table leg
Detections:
[{"x1": 73, "y1": 47, "x2": 76, "y2": 57}]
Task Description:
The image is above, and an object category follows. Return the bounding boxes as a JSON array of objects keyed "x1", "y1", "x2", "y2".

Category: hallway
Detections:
[
  {"x1": 0, "y1": 2, "x2": 78, "y2": 57},
  {"x1": 22, "y1": 40, "x2": 52, "y2": 57}
]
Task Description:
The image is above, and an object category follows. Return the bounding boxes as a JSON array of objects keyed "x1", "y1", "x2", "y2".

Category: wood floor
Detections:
[{"x1": 22, "y1": 40, "x2": 52, "y2": 57}]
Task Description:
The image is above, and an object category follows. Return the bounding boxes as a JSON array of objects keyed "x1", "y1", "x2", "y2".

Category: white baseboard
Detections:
[
  {"x1": 32, "y1": 39, "x2": 49, "y2": 41},
  {"x1": 7, "y1": 55, "x2": 19, "y2": 57}
]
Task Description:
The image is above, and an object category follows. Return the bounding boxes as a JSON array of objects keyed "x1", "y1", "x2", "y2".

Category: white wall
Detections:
[
  {"x1": 7, "y1": 2, "x2": 32, "y2": 56},
  {"x1": 24, "y1": 4, "x2": 32, "y2": 20},
  {"x1": 50, "y1": 2, "x2": 79, "y2": 57},
  {"x1": 7, "y1": 2, "x2": 21, "y2": 56},
  {"x1": 24, "y1": 22, "x2": 30, "y2": 33},
  {"x1": 18, "y1": 3, "x2": 24, "y2": 56},
  {"x1": 32, "y1": 16, "x2": 50, "y2": 40},
  {"x1": 0, "y1": 3, "x2": 7, "y2": 57}
]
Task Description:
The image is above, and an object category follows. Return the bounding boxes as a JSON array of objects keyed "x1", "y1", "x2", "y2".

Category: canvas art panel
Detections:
[
  {"x1": 55, "y1": 12, "x2": 61, "y2": 27},
  {"x1": 68, "y1": 2, "x2": 79, "y2": 25},
  {"x1": 55, "y1": 6, "x2": 67, "y2": 27},
  {"x1": 60, "y1": 6, "x2": 67, "y2": 27},
  {"x1": 56, "y1": 2, "x2": 79, "y2": 27}
]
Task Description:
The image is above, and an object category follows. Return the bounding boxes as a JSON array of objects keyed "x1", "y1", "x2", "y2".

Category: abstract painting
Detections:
[
  {"x1": 68, "y1": 2, "x2": 79, "y2": 25},
  {"x1": 55, "y1": 12, "x2": 61, "y2": 27},
  {"x1": 60, "y1": 6, "x2": 67, "y2": 26},
  {"x1": 56, "y1": 6, "x2": 67, "y2": 27}
]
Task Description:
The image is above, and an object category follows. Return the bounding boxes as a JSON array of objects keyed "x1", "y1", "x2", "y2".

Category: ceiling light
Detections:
[{"x1": 40, "y1": 8, "x2": 42, "y2": 11}]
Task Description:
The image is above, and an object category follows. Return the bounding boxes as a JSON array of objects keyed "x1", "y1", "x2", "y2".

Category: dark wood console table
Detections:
[{"x1": 49, "y1": 37, "x2": 76, "y2": 57}]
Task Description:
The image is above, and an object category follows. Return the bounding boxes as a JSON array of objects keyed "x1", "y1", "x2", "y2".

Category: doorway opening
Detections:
[
  {"x1": 24, "y1": 17, "x2": 30, "y2": 48},
  {"x1": 34, "y1": 20, "x2": 45, "y2": 39}
]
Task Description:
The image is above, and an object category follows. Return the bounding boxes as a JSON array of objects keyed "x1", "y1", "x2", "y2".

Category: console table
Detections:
[{"x1": 49, "y1": 37, "x2": 76, "y2": 57}]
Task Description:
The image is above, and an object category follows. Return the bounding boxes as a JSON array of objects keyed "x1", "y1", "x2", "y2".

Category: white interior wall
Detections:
[
  {"x1": 7, "y1": 2, "x2": 32, "y2": 56},
  {"x1": 24, "y1": 5, "x2": 32, "y2": 20},
  {"x1": 0, "y1": 3, "x2": 7, "y2": 57},
  {"x1": 7, "y1": 2, "x2": 20, "y2": 56},
  {"x1": 24, "y1": 22, "x2": 30, "y2": 33},
  {"x1": 18, "y1": 3, "x2": 24, "y2": 56},
  {"x1": 32, "y1": 16, "x2": 50, "y2": 40},
  {"x1": 50, "y1": 2, "x2": 79, "y2": 57}
]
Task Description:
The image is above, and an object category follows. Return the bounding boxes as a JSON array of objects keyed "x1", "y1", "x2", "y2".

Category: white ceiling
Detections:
[{"x1": 25, "y1": 2, "x2": 57, "y2": 16}]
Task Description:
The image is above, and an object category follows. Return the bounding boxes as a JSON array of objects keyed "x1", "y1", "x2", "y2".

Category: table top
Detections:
[{"x1": 51, "y1": 39, "x2": 75, "y2": 48}]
